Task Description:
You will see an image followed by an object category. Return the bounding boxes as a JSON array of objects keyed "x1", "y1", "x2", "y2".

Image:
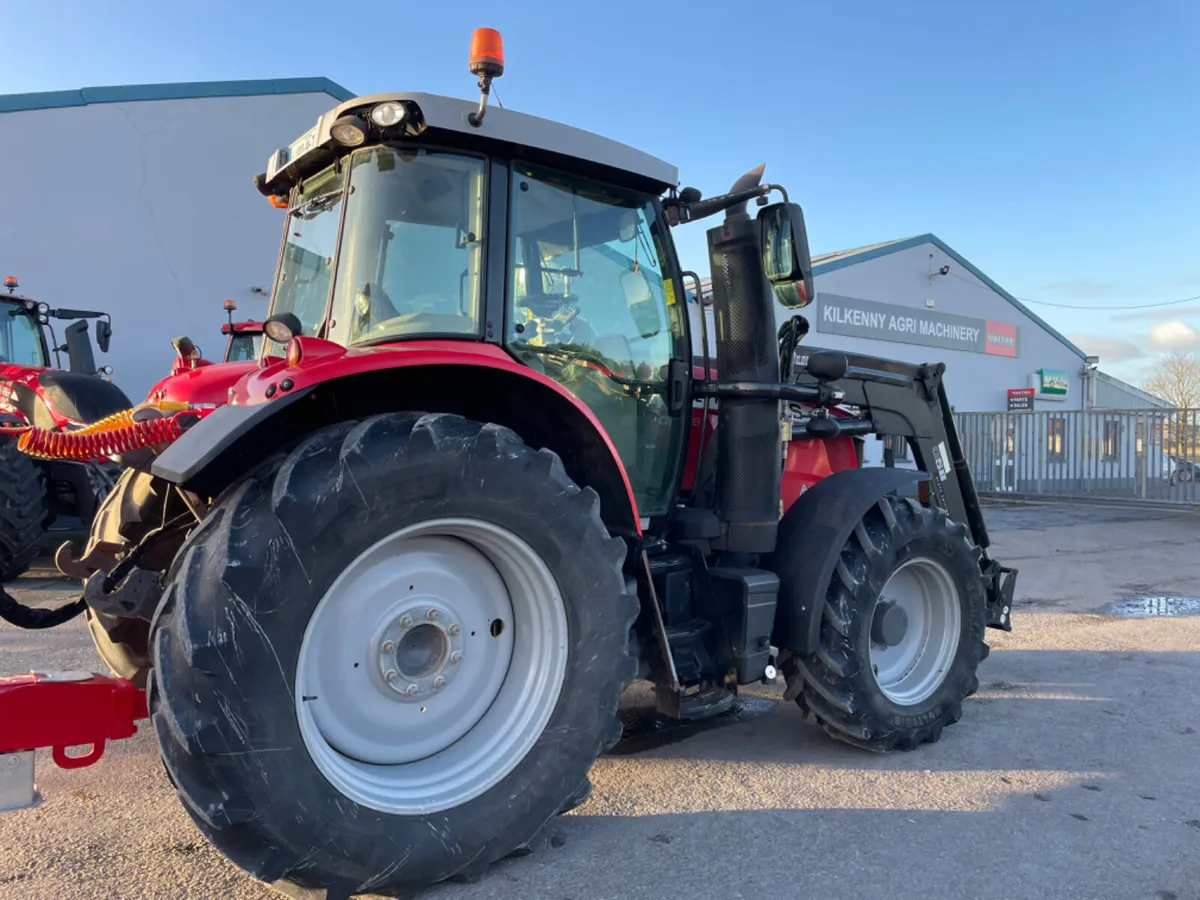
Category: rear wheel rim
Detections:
[
  {"x1": 296, "y1": 517, "x2": 568, "y2": 815},
  {"x1": 868, "y1": 557, "x2": 961, "y2": 706}
]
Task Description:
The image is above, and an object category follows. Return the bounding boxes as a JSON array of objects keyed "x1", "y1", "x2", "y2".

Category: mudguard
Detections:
[
  {"x1": 767, "y1": 466, "x2": 929, "y2": 655},
  {"x1": 150, "y1": 387, "x2": 315, "y2": 490},
  {"x1": 148, "y1": 340, "x2": 644, "y2": 536}
]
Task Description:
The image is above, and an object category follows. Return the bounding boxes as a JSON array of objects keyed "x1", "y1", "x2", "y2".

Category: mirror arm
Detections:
[{"x1": 665, "y1": 185, "x2": 770, "y2": 226}]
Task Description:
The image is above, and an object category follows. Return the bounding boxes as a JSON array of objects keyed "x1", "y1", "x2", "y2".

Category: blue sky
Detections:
[{"x1": 3, "y1": 0, "x2": 1197, "y2": 385}]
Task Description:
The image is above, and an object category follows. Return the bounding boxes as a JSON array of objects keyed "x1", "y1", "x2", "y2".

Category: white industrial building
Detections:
[
  {"x1": 0, "y1": 78, "x2": 353, "y2": 399},
  {"x1": 694, "y1": 234, "x2": 1161, "y2": 413}
]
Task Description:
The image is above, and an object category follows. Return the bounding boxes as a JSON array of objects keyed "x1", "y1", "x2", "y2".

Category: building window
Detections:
[
  {"x1": 1047, "y1": 418, "x2": 1066, "y2": 461},
  {"x1": 1102, "y1": 421, "x2": 1120, "y2": 461}
]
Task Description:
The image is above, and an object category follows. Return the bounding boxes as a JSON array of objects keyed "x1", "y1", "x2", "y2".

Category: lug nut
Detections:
[
  {"x1": 381, "y1": 640, "x2": 395, "y2": 654},
  {"x1": 384, "y1": 669, "x2": 398, "y2": 683},
  {"x1": 404, "y1": 684, "x2": 419, "y2": 697},
  {"x1": 427, "y1": 609, "x2": 439, "y2": 622},
  {"x1": 433, "y1": 676, "x2": 446, "y2": 690},
  {"x1": 448, "y1": 624, "x2": 460, "y2": 636},
  {"x1": 399, "y1": 615, "x2": 413, "y2": 629},
  {"x1": 450, "y1": 651, "x2": 462, "y2": 665}
]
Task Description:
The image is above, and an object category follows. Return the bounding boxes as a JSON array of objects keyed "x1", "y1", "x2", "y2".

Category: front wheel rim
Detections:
[
  {"x1": 296, "y1": 517, "x2": 569, "y2": 815},
  {"x1": 868, "y1": 557, "x2": 962, "y2": 706}
]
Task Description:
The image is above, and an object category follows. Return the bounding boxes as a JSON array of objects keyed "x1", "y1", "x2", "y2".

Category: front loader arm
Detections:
[{"x1": 793, "y1": 347, "x2": 1017, "y2": 631}]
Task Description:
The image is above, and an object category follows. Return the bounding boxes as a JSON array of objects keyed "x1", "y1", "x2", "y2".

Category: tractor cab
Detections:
[
  {"x1": 220, "y1": 300, "x2": 263, "y2": 363},
  {"x1": 1, "y1": 276, "x2": 115, "y2": 377},
  {"x1": 251, "y1": 63, "x2": 811, "y2": 521}
]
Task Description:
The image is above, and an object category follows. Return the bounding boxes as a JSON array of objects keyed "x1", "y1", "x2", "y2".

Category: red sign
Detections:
[
  {"x1": 1007, "y1": 388, "x2": 1035, "y2": 411},
  {"x1": 985, "y1": 321, "x2": 1019, "y2": 357}
]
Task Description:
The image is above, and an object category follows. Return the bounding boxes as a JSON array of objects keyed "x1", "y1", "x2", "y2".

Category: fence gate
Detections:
[{"x1": 953, "y1": 408, "x2": 1199, "y2": 504}]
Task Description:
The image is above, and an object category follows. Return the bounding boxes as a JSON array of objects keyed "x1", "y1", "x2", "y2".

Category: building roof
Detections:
[
  {"x1": 808, "y1": 233, "x2": 1087, "y2": 360},
  {"x1": 0, "y1": 77, "x2": 355, "y2": 114},
  {"x1": 1094, "y1": 370, "x2": 1172, "y2": 409}
]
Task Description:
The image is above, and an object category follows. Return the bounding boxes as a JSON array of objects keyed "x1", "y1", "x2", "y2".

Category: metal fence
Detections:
[{"x1": 953, "y1": 408, "x2": 1200, "y2": 504}]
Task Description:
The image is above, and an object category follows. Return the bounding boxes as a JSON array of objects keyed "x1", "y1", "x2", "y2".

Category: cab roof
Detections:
[{"x1": 262, "y1": 91, "x2": 679, "y2": 198}]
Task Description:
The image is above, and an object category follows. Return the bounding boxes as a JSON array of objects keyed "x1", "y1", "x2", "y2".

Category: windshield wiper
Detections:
[{"x1": 293, "y1": 192, "x2": 341, "y2": 220}]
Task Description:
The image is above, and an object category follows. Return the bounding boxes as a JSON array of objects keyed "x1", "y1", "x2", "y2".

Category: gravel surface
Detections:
[{"x1": 2, "y1": 501, "x2": 1199, "y2": 900}]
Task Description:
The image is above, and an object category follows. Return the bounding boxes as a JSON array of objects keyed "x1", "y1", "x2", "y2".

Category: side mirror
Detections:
[
  {"x1": 757, "y1": 201, "x2": 815, "y2": 309},
  {"x1": 620, "y1": 269, "x2": 662, "y2": 338},
  {"x1": 618, "y1": 210, "x2": 638, "y2": 243},
  {"x1": 95, "y1": 318, "x2": 112, "y2": 354}
]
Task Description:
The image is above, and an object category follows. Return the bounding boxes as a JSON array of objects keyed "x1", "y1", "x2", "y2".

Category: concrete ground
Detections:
[{"x1": 2, "y1": 500, "x2": 1199, "y2": 900}]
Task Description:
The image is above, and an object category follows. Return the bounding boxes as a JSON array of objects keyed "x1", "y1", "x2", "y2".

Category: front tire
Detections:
[
  {"x1": 781, "y1": 495, "x2": 989, "y2": 752},
  {"x1": 148, "y1": 413, "x2": 637, "y2": 896}
]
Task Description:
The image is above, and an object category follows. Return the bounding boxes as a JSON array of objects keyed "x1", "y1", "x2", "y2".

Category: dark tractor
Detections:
[
  {"x1": 0, "y1": 276, "x2": 130, "y2": 580},
  {"x1": 56, "y1": 28, "x2": 1016, "y2": 898},
  {"x1": 220, "y1": 299, "x2": 264, "y2": 363}
]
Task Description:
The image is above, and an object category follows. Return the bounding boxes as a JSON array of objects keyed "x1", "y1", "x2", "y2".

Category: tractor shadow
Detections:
[
  {"x1": 428, "y1": 642, "x2": 1200, "y2": 900},
  {"x1": 604, "y1": 647, "x2": 1200, "y2": 774}
]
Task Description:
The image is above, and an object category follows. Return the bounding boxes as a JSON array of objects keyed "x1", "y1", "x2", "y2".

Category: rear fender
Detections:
[
  {"x1": 767, "y1": 467, "x2": 928, "y2": 655},
  {"x1": 151, "y1": 340, "x2": 642, "y2": 536}
]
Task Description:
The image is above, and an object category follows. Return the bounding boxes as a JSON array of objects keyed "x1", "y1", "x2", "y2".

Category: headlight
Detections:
[
  {"x1": 36, "y1": 302, "x2": 48, "y2": 314},
  {"x1": 330, "y1": 115, "x2": 368, "y2": 147},
  {"x1": 369, "y1": 101, "x2": 406, "y2": 128}
]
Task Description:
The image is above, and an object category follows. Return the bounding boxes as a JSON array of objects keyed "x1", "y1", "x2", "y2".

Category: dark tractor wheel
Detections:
[
  {"x1": 0, "y1": 437, "x2": 50, "y2": 582},
  {"x1": 779, "y1": 495, "x2": 988, "y2": 752},
  {"x1": 147, "y1": 412, "x2": 638, "y2": 897}
]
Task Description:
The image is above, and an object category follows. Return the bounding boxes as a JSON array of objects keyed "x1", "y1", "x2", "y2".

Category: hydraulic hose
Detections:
[{"x1": 0, "y1": 585, "x2": 86, "y2": 629}]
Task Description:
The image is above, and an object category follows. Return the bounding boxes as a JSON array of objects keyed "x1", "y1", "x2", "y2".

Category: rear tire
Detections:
[
  {"x1": 0, "y1": 437, "x2": 50, "y2": 582},
  {"x1": 781, "y1": 495, "x2": 988, "y2": 752},
  {"x1": 147, "y1": 412, "x2": 637, "y2": 896}
]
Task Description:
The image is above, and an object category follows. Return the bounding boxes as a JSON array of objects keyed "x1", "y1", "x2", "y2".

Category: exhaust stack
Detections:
[{"x1": 706, "y1": 165, "x2": 781, "y2": 554}]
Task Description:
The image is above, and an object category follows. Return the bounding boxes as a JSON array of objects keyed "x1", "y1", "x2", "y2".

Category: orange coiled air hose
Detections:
[{"x1": 17, "y1": 407, "x2": 201, "y2": 463}]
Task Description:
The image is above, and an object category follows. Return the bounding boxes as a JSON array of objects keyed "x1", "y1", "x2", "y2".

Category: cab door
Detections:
[{"x1": 505, "y1": 164, "x2": 689, "y2": 519}]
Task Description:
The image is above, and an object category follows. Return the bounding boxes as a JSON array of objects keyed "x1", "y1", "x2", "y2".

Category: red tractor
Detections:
[
  {"x1": 19, "y1": 28, "x2": 1015, "y2": 897},
  {"x1": 0, "y1": 276, "x2": 130, "y2": 580},
  {"x1": 221, "y1": 299, "x2": 264, "y2": 363}
]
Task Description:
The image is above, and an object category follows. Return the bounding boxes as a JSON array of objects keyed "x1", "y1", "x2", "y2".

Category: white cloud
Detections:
[
  {"x1": 1147, "y1": 321, "x2": 1200, "y2": 350},
  {"x1": 1039, "y1": 279, "x2": 1119, "y2": 299},
  {"x1": 1113, "y1": 304, "x2": 1200, "y2": 322},
  {"x1": 1065, "y1": 334, "x2": 1145, "y2": 363}
]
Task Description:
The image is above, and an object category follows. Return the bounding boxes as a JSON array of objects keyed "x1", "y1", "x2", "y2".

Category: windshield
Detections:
[
  {"x1": 327, "y1": 147, "x2": 486, "y2": 347},
  {"x1": 268, "y1": 165, "x2": 346, "y2": 352},
  {"x1": 226, "y1": 333, "x2": 262, "y2": 363},
  {"x1": 0, "y1": 302, "x2": 47, "y2": 367}
]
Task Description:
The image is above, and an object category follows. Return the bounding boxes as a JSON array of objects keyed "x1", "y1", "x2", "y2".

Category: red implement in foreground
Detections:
[{"x1": 0, "y1": 672, "x2": 146, "y2": 811}]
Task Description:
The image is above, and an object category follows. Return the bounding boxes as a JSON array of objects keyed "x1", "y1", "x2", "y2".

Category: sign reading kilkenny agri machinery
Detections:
[{"x1": 816, "y1": 294, "x2": 1019, "y2": 357}]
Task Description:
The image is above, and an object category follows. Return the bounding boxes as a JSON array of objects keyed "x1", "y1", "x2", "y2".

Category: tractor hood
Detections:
[{"x1": 146, "y1": 360, "x2": 260, "y2": 408}]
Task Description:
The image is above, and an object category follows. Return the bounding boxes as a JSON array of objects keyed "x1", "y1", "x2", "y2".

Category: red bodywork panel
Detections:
[
  {"x1": 219, "y1": 337, "x2": 642, "y2": 531},
  {"x1": 0, "y1": 364, "x2": 71, "y2": 429},
  {"x1": 220, "y1": 320, "x2": 264, "y2": 336},
  {"x1": 146, "y1": 359, "x2": 259, "y2": 407},
  {"x1": 0, "y1": 673, "x2": 147, "y2": 769},
  {"x1": 780, "y1": 435, "x2": 860, "y2": 514}
]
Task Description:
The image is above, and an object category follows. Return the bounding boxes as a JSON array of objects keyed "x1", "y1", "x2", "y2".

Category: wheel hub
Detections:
[
  {"x1": 871, "y1": 600, "x2": 909, "y2": 647},
  {"x1": 377, "y1": 603, "x2": 465, "y2": 699},
  {"x1": 295, "y1": 518, "x2": 569, "y2": 815},
  {"x1": 868, "y1": 557, "x2": 962, "y2": 707}
]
